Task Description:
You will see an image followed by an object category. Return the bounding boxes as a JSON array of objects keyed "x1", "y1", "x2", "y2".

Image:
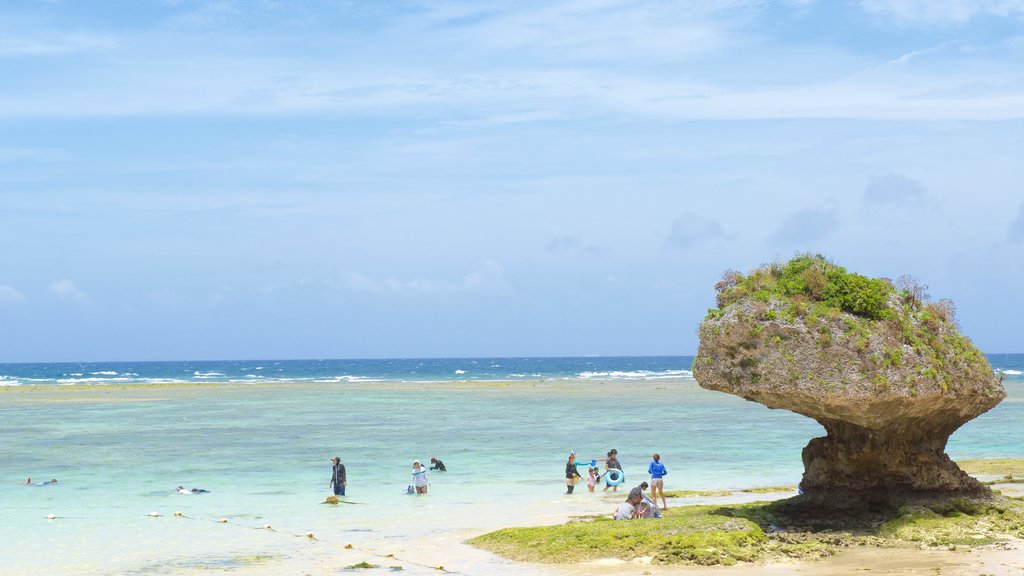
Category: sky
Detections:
[{"x1": 1, "y1": 0, "x2": 1023, "y2": 362}]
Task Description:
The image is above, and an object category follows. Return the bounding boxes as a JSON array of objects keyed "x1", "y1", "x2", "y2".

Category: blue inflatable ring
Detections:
[{"x1": 605, "y1": 469, "x2": 624, "y2": 486}]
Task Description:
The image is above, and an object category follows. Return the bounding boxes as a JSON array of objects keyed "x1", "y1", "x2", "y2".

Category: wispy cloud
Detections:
[
  {"x1": 859, "y1": 0, "x2": 1024, "y2": 26},
  {"x1": 47, "y1": 279, "x2": 91, "y2": 304},
  {"x1": 0, "y1": 33, "x2": 115, "y2": 56},
  {"x1": 888, "y1": 42, "x2": 950, "y2": 65},
  {"x1": 0, "y1": 285, "x2": 25, "y2": 307},
  {"x1": 345, "y1": 260, "x2": 510, "y2": 294},
  {"x1": 2, "y1": 1, "x2": 1024, "y2": 120},
  {"x1": 413, "y1": 0, "x2": 745, "y2": 64}
]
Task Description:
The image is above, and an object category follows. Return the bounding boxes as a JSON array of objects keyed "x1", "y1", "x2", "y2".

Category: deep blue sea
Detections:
[
  {"x1": 0, "y1": 356, "x2": 695, "y2": 386},
  {"x1": 1, "y1": 354, "x2": 1020, "y2": 386}
]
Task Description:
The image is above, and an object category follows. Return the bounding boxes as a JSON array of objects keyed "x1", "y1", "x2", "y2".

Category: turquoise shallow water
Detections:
[{"x1": 1, "y1": 357, "x2": 1022, "y2": 575}]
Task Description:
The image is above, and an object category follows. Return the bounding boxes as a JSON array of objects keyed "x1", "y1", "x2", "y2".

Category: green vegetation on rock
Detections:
[
  {"x1": 698, "y1": 253, "x2": 996, "y2": 399},
  {"x1": 709, "y1": 254, "x2": 895, "y2": 321}
]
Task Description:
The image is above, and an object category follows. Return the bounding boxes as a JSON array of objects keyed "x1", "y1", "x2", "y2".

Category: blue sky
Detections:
[{"x1": 1, "y1": 0, "x2": 1023, "y2": 362}]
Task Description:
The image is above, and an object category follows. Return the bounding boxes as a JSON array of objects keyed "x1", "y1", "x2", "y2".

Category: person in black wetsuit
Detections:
[
  {"x1": 176, "y1": 485, "x2": 209, "y2": 494},
  {"x1": 603, "y1": 449, "x2": 622, "y2": 492},
  {"x1": 564, "y1": 453, "x2": 582, "y2": 494},
  {"x1": 329, "y1": 456, "x2": 347, "y2": 496},
  {"x1": 429, "y1": 457, "x2": 446, "y2": 471}
]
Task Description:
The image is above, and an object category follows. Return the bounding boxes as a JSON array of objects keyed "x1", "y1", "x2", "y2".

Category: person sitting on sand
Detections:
[
  {"x1": 636, "y1": 482, "x2": 662, "y2": 518},
  {"x1": 613, "y1": 489, "x2": 643, "y2": 520},
  {"x1": 412, "y1": 460, "x2": 430, "y2": 494},
  {"x1": 429, "y1": 457, "x2": 446, "y2": 471}
]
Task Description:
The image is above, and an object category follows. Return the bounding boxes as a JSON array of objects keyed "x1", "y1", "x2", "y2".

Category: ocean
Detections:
[{"x1": 1, "y1": 355, "x2": 1022, "y2": 575}]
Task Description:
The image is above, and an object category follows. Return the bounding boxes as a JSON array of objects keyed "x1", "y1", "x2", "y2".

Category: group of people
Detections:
[
  {"x1": 330, "y1": 455, "x2": 447, "y2": 497},
  {"x1": 564, "y1": 449, "x2": 621, "y2": 494},
  {"x1": 564, "y1": 449, "x2": 669, "y2": 517},
  {"x1": 614, "y1": 483, "x2": 664, "y2": 520}
]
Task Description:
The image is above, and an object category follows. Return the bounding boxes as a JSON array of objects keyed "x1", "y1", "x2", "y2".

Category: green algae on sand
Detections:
[
  {"x1": 468, "y1": 504, "x2": 769, "y2": 565},
  {"x1": 664, "y1": 486, "x2": 796, "y2": 499},
  {"x1": 957, "y1": 458, "x2": 1024, "y2": 476},
  {"x1": 469, "y1": 495, "x2": 1024, "y2": 566}
]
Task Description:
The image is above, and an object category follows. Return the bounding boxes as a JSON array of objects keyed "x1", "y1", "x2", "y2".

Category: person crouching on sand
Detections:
[
  {"x1": 614, "y1": 489, "x2": 644, "y2": 520},
  {"x1": 412, "y1": 460, "x2": 430, "y2": 494},
  {"x1": 636, "y1": 482, "x2": 662, "y2": 518}
]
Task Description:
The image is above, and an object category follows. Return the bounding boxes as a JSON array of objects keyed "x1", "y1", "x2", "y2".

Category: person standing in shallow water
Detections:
[
  {"x1": 603, "y1": 449, "x2": 621, "y2": 492},
  {"x1": 412, "y1": 460, "x2": 430, "y2": 494},
  {"x1": 648, "y1": 453, "x2": 668, "y2": 510},
  {"x1": 329, "y1": 456, "x2": 346, "y2": 496},
  {"x1": 564, "y1": 453, "x2": 582, "y2": 494}
]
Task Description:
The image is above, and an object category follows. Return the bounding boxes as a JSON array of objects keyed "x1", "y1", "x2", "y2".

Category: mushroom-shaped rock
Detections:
[{"x1": 693, "y1": 255, "x2": 1004, "y2": 509}]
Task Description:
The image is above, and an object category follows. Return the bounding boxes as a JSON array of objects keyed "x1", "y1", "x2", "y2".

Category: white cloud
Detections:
[
  {"x1": 860, "y1": 0, "x2": 1024, "y2": 25},
  {"x1": 888, "y1": 42, "x2": 950, "y2": 65},
  {"x1": 411, "y1": 0, "x2": 773, "y2": 65},
  {"x1": 2, "y1": 1, "x2": 1023, "y2": 121},
  {"x1": 0, "y1": 285, "x2": 26, "y2": 307},
  {"x1": 47, "y1": 279, "x2": 91, "y2": 304},
  {"x1": 345, "y1": 260, "x2": 509, "y2": 294},
  {"x1": 0, "y1": 33, "x2": 115, "y2": 56}
]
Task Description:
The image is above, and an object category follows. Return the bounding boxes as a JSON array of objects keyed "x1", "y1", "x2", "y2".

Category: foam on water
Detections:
[{"x1": 577, "y1": 369, "x2": 693, "y2": 380}]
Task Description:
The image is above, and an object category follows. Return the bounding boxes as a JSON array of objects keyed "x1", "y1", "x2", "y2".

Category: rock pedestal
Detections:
[{"x1": 694, "y1": 294, "x2": 1004, "y2": 510}]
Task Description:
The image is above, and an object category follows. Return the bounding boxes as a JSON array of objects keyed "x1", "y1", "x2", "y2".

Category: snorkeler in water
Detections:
[
  {"x1": 26, "y1": 478, "x2": 57, "y2": 486},
  {"x1": 176, "y1": 486, "x2": 209, "y2": 494}
]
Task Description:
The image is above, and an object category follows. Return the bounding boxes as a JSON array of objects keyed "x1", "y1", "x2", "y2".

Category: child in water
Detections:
[{"x1": 587, "y1": 467, "x2": 598, "y2": 492}]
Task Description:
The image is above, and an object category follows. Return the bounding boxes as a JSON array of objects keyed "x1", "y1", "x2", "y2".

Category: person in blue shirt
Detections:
[{"x1": 648, "y1": 453, "x2": 668, "y2": 510}]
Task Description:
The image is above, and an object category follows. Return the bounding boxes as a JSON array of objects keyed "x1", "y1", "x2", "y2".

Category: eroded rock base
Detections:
[{"x1": 778, "y1": 423, "x2": 993, "y2": 528}]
